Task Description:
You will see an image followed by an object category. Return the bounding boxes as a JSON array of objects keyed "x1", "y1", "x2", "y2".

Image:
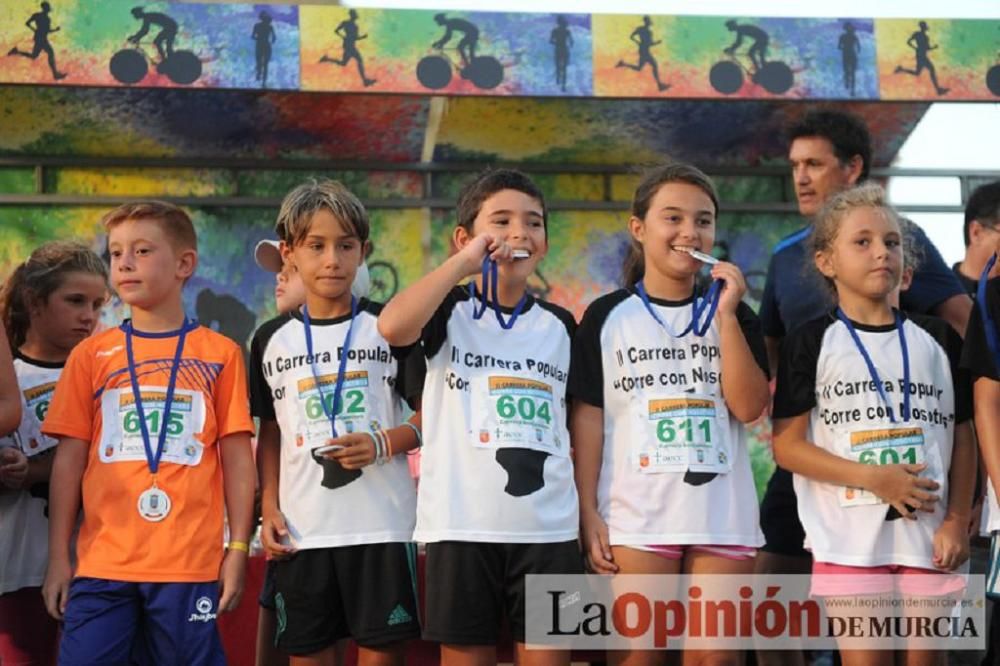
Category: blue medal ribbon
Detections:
[
  {"x1": 302, "y1": 296, "x2": 358, "y2": 438},
  {"x1": 468, "y1": 256, "x2": 528, "y2": 330},
  {"x1": 835, "y1": 308, "x2": 911, "y2": 423},
  {"x1": 124, "y1": 319, "x2": 193, "y2": 477},
  {"x1": 977, "y1": 253, "x2": 1000, "y2": 368},
  {"x1": 635, "y1": 279, "x2": 722, "y2": 338}
]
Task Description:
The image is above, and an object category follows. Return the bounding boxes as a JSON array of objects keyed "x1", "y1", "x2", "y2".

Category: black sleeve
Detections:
[
  {"x1": 758, "y1": 254, "x2": 785, "y2": 339},
  {"x1": 736, "y1": 301, "x2": 770, "y2": 379},
  {"x1": 772, "y1": 317, "x2": 826, "y2": 419},
  {"x1": 911, "y1": 313, "x2": 973, "y2": 425},
  {"x1": 395, "y1": 344, "x2": 426, "y2": 410},
  {"x1": 421, "y1": 286, "x2": 465, "y2": 361},
  {"x1": 249, "y1": 317, "x2": 287, "y2": 421},
  {"x1": 568, "y1": 291, "x2": 628, "y2": 409},
  {"x1": 900, "y1": 221, "x2": 967, "y2": 315},
  {"x1": 961, "y1": 278, "x2": 1000, "y2": 381}
]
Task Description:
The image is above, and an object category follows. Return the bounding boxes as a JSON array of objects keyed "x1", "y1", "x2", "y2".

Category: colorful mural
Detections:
[
  {"x1": 592, "y1": 16, "x2": 882, "y2": 100},
  {"x1": 0, "y1": 0, "x2": 300, "y2": 89},
  {"x1": 300, "y1": 7, "x2": 593, "y2": 96},
  {"x1": 2, "y1": 1, "x2": 998, "y2": 99},
  {"x1": 876, "y1": 18, "x2": 1000, "y2": 100}
]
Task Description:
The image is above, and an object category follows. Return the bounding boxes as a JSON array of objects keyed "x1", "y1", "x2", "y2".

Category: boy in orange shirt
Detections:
[{"x1": 41, "y1": 202, "x2": 256, "y2": 665}]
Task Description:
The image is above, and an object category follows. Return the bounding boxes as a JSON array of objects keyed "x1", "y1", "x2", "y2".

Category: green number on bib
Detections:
[
  {"x1": 305, "y1": 395, "x2": 324, "y2": 420},
  {"x1": 517, "y1": 397, "x2": 536, "y2": 420},
  {"x1": 35, "y1": 401, "x2": 49, "y2": 421},
  {"x1": 697, "y1": 418, "x2": 711, "y2": 443},
  {"x1": 536, "y1": 401, "x2": 552, "y2": 424},
  {"x1": 166, "y1": 412, "x2": 184, "y2": 436},
  {"x1": 901, "y1": 447, "x2": 917, "y2": 464},
  {"x1": 879, "y1": 448, "x2": 899, "y2": 465},
  {"x1": 656, "y1": 419, "x2": 676, "y2": 443},
  {"x1": 678, "y1": 418, "x2": 692, "y2": 442},
  {"x1": 123, "y1": 409, "x2": 141, "y2": 433},
  {"x1": 345, "y1": 389, "x2": 365, "y2": 414},
  {"x1": 497, "y1": 395, "x2": 517, "y2": 419},
  {"x1": 859, "y1": 450, "x2": 875, "y2": 464}
]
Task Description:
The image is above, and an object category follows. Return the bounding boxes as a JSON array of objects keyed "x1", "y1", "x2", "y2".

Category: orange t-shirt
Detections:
[{"x1": 43, "y1": 323, "x2": 253, "y2": 583}]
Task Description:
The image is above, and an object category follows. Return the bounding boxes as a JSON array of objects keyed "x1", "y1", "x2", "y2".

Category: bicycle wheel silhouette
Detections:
[
  {"x1": 110, "y1": 48, "x2": 148, "y2": 85},
  {"x1": 159, "y1": 50, "x2": 202, "y2": 85},
  {"x1": 417, "y1": 55, "x2": 452, "y2": 89},
  {"x1": 464, "y1": 56, "x2": 503, "y2": 89},
  {"x1": 753, "y1": 61, "x2": 793, "y2": 94},
  {"x1": 987, "y1": 64, "x2": 1000, "y2": 96},
  {"x1": 709, "y1": 60, "x2": 743, "y2": 94},
  {"x1": 367, "y1": 261, "x2": 399, "y2": 303}
]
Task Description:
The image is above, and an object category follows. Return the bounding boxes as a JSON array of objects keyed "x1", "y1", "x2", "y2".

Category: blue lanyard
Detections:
[
  {"x1": 125, "y1": 319, "x2": 192, "y2": 476},
  {"x1": 835, "y1": 308, "x2": 910, "y2": 423},
  {"x1": 302, "y1": 297, "x2": 358, "y2": 438},
  {"x1": 977, "y1": 253, "x2": 1000, "y2": 368},
  {"x1": 468, "y1": 256, "x2": 528, "y2": 330},
  {"x1": 634, "y1": 279, "x2": 722, "y2": 337}
]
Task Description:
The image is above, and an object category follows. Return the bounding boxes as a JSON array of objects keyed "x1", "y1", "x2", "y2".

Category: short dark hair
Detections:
[
  {"x1": 964, "y1": 180, "x2": 1000, "y2": 247},
  {"x1": 454, "y1": 169, "x2": 547, "y2": 234},
  {"x1": 788, "y1": 109, "x2": 872, "y2": 182}
]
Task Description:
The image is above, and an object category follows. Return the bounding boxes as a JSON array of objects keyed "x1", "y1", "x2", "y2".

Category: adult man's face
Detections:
[{"x1": 788, "y1": 136, "x2": 863, "y2": 217}]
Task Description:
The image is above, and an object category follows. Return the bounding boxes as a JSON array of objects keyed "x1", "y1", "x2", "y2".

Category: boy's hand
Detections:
[
  {"x1": 581, "y1": 509, "x2": 618, "y2": 575},
  {"x1": 865, "y1": 463, "x2": 939, "y2": 520},
  {"x1": 260, "y1": 507, "x2": 295, "y2": 560},
  {"x1": 42, "y1": 558, "x2": 72, "y2": 620},
  {"x1": 709, "y1": 261, "x2": 747, "y2": 317},
  {"x1": 932, "y1": 516, "x2": 969, "y2": 571},
  {"x1": 0, "y1": 447, "x2": 28, "y2": 490},
  {"x1": 455, "y1": 234, "x2": 512, "y2": 277},
  {"x1": 325, "y1": 433, "x2": 376, "y2": 469},
  {"x1": 218, "y1": 548, "x2": 248, "y2": 613}
]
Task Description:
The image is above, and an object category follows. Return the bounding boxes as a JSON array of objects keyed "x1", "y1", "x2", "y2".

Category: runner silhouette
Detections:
[
  {"x1": 895, "y1": 21, "x2": 949, "y2": 95},
  {"x1": 724, "y1": 20, "x2": 769, "y2": 71},
  {"x1": 550, "y1": 15, "x2": 572, "y2": 92},
  {"x1": 129, "y1": 6, "x2": 178, "y2": 63},
  {"x1": 320, "y1": 9, "x2": 375, "y2": 87},
  {"x1": 432, "y1": 13, "x2": 479, "y2": 68},
  {"x1": 7, "y1": 2, "x2": 66, "y2": 80},
  {"x1": 838, "y1": 22, "x2": 860, "y2": 96},
  {"x1": 251, "y1": 11, "x2": 276, "y2": 88},
  {"x1": 616, "y1": 15, "x2": 669, "y2": 92}
]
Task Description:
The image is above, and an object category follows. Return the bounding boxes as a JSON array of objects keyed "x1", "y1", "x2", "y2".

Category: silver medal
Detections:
[{"x1": 137, "y1": 485, "x2": 171, "y2": 522}]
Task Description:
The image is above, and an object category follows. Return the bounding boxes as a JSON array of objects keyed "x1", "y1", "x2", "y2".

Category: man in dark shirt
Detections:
[
  {"x1": 954, "y1": 181, "x2": 1000, "y2": 294},
  {"x1": 755, "y1": 109, "x2": 972, "y2": 666}
]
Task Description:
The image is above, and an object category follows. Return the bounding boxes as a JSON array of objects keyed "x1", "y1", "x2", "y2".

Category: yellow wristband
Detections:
[{"x1": 227, "y1": 541, "x2": 250, "y2": 553}]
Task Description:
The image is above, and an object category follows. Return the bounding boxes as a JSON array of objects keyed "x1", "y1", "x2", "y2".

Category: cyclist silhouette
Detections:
[
  {"x1": 550, "y1": 15, "x2": 572, "y2": 92},
  {"x1": 724, "y1": 20, "x2": 769, "y2": 71},
  {"x1": 838, "y1": 22, "x2": 860, "y2": 96},
  {"x1": 320, "y1": 9, "x2": 375, "y2": 87},
  {"x1": 7, "y1": 2, "x2": 66, "y2": 80},
  {"x1": 129, "y1": 6, "x2": 177, "y2": 63},
  {"x1": 616, "y1": 15, "x2": 669, "y2": 92},
  {"x1": 432, "y1": 13, "x2": 479, "y2": 67},
  {"x1": 251, "y1": 11, "x2": 275, "y2": 88},
  {"x1": 895, "y1": 21, "x2": 948, "y2": 95}
]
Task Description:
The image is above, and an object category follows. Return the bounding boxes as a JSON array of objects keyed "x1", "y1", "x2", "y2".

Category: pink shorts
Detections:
[
  {"x1": 0, "y1": 587, "x2": 58, "y2": 666},
  {"x1": 632, "y1": 544, "x2": 757, "y2": 562},
  {"x1": 811, "y1": 561, "x2": 967, "y2": 598}
]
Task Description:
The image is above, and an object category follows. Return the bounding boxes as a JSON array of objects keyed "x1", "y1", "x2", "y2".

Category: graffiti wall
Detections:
[{"x1": 1, "y1": 0, "x2": 997, "y2": 99}]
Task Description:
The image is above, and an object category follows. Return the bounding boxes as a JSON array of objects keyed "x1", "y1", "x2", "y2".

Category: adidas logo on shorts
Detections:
[{"x1": 386, "y1": 603, "x2": 412, "y2": 626}]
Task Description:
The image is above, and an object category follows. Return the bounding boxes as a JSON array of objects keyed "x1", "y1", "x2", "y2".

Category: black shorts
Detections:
[
  {"x1": 759, "y1": 467, "x2": 810, "y2": 558},
  {"x1": 423, "y1": 540, "x2": 583, "y2": 645},
  {"x1": 259, "y1": 559, "x2": 278, "y2": 610},
  {"x1": 273, "y1": 543, "x2": 420, "y2": 655}
]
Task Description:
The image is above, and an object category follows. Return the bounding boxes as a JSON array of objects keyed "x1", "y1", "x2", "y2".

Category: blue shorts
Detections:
[{"x1": 59, "y1": 577, "x2": 225, "y2": 666}]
